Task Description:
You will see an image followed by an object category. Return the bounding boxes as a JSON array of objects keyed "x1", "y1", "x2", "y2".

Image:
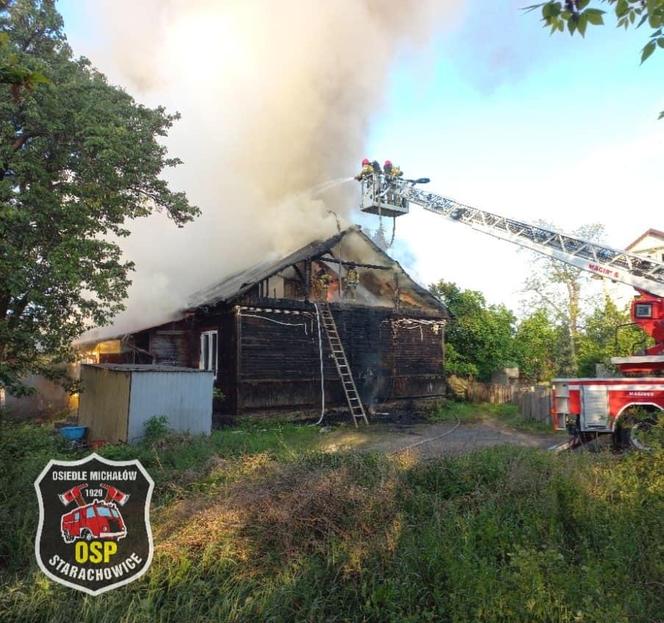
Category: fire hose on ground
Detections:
[{"x1": 389, "y1": 414, "x2": 462, "y2": 455}]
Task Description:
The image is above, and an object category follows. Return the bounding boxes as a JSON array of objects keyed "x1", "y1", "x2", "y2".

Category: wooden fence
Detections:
[
  {"x1": 515, "y1": 385, "x2": 551, "y2": 424},
  {"x1": 447, "y1": 376, "x2": 551, "y2": 423},
  {"x1": 466, "y1": 381, "x2": 518, "y2": 405}
]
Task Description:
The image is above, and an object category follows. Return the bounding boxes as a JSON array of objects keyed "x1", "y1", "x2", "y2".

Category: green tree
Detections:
[
  {"x1": 0, "y1": 32, "x2": 45, "y2": 97},
  {"x1": 527, "y1": 0, "x2": 664, "y2": 59},
  {"x1": 0, "y1": 0, "x2": 198, "y2": 395},
  {"x1": 430, "y1": 280, "x2": 517, "y2": 381},
  {"x1": 0, "y1": 0, "x2": 45, "y2": 96},
  {"x1": 514, "y1": 308, "x2": 559, "y2": 382},
  {"x1": 527, "y1": 0, "x2": 664, "y2": 117},
  {"x1": 577, "y1": 296, "x2": 650, "y2": 376},
  {"x1": 521, "y1": 223, "x2": 605, "y2": 375}
]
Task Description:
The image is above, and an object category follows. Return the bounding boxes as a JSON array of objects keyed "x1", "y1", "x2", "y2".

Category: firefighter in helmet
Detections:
[
  {"x1": 314, "y1": 268, "x2": 332, "y2": 300},
  {"x1": 354, "y1": 158, "x2": 373, "y2": 181},
  {"x1": 383, "y1": 159, "x2": 402, "y2": 207},
  {"x1": 344, "y1": 266, "x2": 360, "y2": 300}
]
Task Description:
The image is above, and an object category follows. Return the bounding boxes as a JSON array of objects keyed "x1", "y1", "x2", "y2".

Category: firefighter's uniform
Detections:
[
  {"x1": 314, "y1": 272, "x2": 332, "y2": 300},
  {"x1": 355, "y1": 159, "x2": 374, "y2": 181},
  {"x1": 345, "y1": 267, "x2": 359, "y2": 300}
]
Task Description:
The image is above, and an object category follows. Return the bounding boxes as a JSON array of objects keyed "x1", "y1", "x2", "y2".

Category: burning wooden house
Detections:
[{"x1": 81, "y1": 227, "x2": 449, "y2": 418}]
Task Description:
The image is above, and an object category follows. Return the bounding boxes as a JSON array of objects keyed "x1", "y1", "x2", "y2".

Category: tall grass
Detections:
[
  {"x1": 431, "y1": 401, "x2": 555, "y2": 433},
  {"x1": 1, "y1": 419, "x2": 662, "y2": 622},
  {"x1": 0, "y1": 418, "x2": 320, "y2": 573}
]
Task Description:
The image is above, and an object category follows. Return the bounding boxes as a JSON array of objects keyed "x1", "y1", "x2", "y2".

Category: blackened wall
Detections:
[
  {"x1": 185, "y1": 310, "x2": 238, "y2": 414},
  {"x1": 107, "y1": 301, "x2": 446, "y2": 416},
  {"x1": 235, "y1": 301, "x2": 445, "y2": 414}
]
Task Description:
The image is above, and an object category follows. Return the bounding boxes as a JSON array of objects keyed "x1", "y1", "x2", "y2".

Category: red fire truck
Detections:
[
  {"x1": 551, "y1": 376, "x2": 664, "y2": 449},
  {"x1": 61, "y1": 500, "x2": 127, "y2": 543},
  {"x1": 359, "y1": 171, "x2": 664, "y2": 449}
]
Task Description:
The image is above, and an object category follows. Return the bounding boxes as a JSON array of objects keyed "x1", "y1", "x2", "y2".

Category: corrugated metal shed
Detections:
[{"x1": 79, "y1": 364, "x2": 213, "y2": 443}]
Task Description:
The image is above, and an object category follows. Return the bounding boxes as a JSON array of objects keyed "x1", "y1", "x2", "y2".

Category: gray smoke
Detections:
[{"x1": 78, "y1": 0, "x2": 458, "y2": 338}]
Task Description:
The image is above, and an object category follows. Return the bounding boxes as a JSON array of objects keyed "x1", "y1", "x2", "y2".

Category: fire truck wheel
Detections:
[
  {"x1": 618, "y1": 409, "x2": 662, "y2": 451},
  {"x1": 628, "y1": 418, "x2": 657, "y2": 451},
  {"x1": 82, "y1": 529, "x2": 94, "y2": 542}
]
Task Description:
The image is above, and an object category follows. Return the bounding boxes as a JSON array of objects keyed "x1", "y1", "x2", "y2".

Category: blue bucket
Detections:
[{"x1": 59, "y1": 426, "x2": 87, "y2": 441}]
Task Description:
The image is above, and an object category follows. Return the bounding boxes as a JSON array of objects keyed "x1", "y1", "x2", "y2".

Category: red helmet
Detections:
[
  {"x1": 384, "y1": 160, "x2": 392, "y2": 167},
  {"x1": 362, "y1": 158, "x2": 370, "y2": 165}
]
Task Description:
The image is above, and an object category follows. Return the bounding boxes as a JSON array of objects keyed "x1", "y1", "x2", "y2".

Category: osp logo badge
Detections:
[{"x1": 34, "y1": 453, "x2": 154, "y2": 595}]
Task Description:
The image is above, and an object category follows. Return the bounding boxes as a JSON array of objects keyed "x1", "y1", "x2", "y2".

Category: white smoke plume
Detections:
[{"x1": 78, "y1": 0, "x2": 458, "y2": 338}]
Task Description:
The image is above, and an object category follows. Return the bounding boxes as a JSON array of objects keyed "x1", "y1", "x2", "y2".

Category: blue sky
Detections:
[
  {"x1": 58, "y1": 1, "x2": 661, "y2": 311},
  {"x1": 364, "y1": 2, "x2": 662, "y2": 308}
]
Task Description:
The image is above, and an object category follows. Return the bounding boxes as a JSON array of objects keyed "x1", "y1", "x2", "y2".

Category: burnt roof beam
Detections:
[{"x1": 315, "y1": 256, "x2": 394, "y2": 271}]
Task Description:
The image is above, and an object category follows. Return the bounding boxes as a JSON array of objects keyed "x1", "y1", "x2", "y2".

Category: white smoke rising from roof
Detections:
[{"x1": 79, "y1": 0, "x2": 458, "y2": 338}]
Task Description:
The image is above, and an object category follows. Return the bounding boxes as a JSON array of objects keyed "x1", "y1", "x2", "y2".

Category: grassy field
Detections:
[
  {"x1": 1, "y1": 414, "x2": 662, "y2": 623},
  {"x1": 429, "y1": 401, "x2": 555, "y2": 433}
]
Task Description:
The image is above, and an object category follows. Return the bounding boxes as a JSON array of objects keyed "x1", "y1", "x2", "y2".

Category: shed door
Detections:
[{"x1": 581, "y1": 386, "x2": 610, "y2": 430}]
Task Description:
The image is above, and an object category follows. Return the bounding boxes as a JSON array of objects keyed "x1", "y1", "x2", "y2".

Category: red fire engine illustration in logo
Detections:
[{"x1": 59, "y1": 482, "x2": 129, "y2": 544}]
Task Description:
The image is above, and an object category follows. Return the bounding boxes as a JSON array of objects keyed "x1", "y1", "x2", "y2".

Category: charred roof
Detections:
[
  {"x1": 80, "y1": 227, "x2": 448, "y2": 345},
  {"x1": 186, "y1": 226, "x2": 448, "y2": 316}
]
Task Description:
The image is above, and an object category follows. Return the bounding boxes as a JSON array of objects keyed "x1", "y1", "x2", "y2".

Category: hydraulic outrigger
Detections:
[{"x1": 359, "y1": 172, "x2": 664, "y2": 449}]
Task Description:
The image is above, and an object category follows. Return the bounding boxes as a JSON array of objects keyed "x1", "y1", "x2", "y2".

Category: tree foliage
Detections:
[
  {"x1": 431, "y1": 273, "x2": 649, "y2": 384},
  {"x1": 0, "y1": 0, "x2": 199, "y2": 394},
  {"x1": 513, "y1": 308, "x2": 559, "y2": 382},
  {"x1": 577, "y1": 296, "x2": 651, "y2": 376},
  {"x1": 527, "y1": 0, "x2": 664, "y2": 118},
  {"x1": 526, "y1": 0, "x2": 664, "y2": 63},
  {"x1": 521, "y1": 223, "x2": 605, "y2": 375},
  {"x1": 0, "y1": 30, "x2": 47, "y2": 98},
  {"x1": 430, "y1": 281, "x2": 517, "y2": 381},
  {"x1": 0, "y1": 0, "x2": 48, "y2": 99}
]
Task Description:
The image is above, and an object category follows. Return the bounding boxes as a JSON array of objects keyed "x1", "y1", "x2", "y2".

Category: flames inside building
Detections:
[{"x1": 81, "y1": 227, "x2": 449, "y2": 418}]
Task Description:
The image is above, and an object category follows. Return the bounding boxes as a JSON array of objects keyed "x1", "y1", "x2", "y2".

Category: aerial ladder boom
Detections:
[
  {"x1": 360, "y1": 173, "x2": 664, "y2": 371},
  {"x1": 361, "y1": 174, "x2": 664, "y2": 297}
]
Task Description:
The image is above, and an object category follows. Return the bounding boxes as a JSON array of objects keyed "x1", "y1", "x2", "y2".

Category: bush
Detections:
[{"x1": 1, "y1": 421, "x2": 662, "y2": 622}]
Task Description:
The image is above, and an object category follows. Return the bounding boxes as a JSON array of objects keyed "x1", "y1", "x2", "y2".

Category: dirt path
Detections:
[{"x1": 319, "y1": 419, "x2": 563, "y2": 458}]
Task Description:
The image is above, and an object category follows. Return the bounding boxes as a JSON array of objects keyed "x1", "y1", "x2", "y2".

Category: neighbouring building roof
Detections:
[{"x1": 626, "y1": 228, "x2": 664, "y2": 252}]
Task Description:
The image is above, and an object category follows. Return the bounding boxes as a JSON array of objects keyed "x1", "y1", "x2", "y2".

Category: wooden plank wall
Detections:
[
  {"x1": 237, "y1": 310, "x2": 336, "y2": 411},
  {"x1": 149, "y1": 332, "x2": 191, "y2": 367},
  {"x1": 335, "y1": 307, "x2": 392, "y2": 405},
  {"x1": 116, "y1": 303, "x2": 446, "y2": 415},
  {"x1": 390, "y1": 319, "x2": 446, "y2": 399},
  {"x1": 464, "y1": 381, "x2": 519, "y2": 404},
  {"x1": 236, "y1": 305, "x2": 446, "y2": 413}
]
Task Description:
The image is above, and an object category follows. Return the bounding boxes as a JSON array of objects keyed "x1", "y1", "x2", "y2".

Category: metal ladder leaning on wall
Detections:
[{"x1": 318, "y1": 302, "x2": 369, "y2": 427}]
